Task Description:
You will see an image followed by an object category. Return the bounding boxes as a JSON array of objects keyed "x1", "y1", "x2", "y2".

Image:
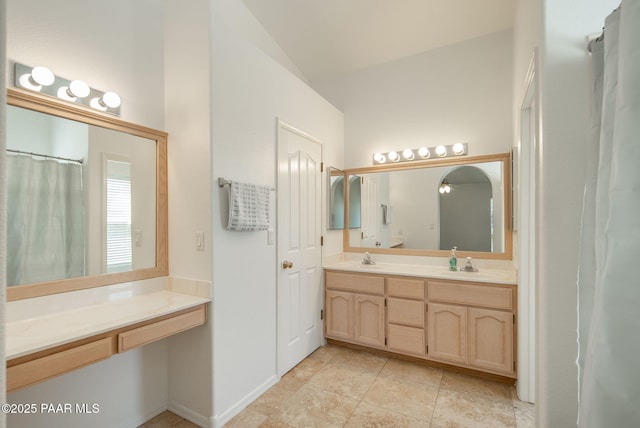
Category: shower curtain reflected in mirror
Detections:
[{"x1": 7, "y1": 154, "x2": 85, "y2": 285}]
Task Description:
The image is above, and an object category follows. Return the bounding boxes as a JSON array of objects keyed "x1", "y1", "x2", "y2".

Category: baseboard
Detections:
[
  {"x1": 212, "y1": 374, "x2": 279, "y2": 428},
  {"x1": 168, "y1": 401, "x2": 211, "y2": 428}
]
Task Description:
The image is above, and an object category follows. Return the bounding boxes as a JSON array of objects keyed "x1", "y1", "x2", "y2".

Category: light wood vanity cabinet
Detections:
[
  {"x1": 7, "y1": 304, "x2": 207, "y2": 392},
  {"x1": 427, "y1": 280, "x2": 515, "y2": 376},
  {"x1": 324, "y1": 269, "x2": 516, "y2": 378},
  {"x1": 325, "y1": 271, "x2": 385, "y2": 349},
  {"x1": 386, "y1": 277, "x2": 426, "y2": 357}
]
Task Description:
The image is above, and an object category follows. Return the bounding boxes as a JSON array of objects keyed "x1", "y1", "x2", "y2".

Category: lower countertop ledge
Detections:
[{"x1": 6, "y1": 290, "x2": 211, "y2": 360}]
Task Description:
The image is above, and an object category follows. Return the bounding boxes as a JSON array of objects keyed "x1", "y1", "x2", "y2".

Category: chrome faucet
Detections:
[
  {"x1": 362, "y1": 252, "x2": 376, "y2": 265},
  {"x1": 460, "y1": 257, "x2": 478, "y2": 272}
]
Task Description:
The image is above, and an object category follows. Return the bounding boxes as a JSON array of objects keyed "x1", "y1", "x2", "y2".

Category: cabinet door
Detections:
[
  {"x1": 354, "y1": 294, "x2": 385, "y2": 347},
  {"x1": 468, "y1": 308, "x2": 514, "y2": 375},
  {"x1": 427, "y1": 303, "x2": 467, "y2": 364},
  {"x1": 325, "y1": 290, "x2": 354, "y2": 340}
]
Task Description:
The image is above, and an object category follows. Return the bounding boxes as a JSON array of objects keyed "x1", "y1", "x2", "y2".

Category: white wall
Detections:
[
  {"x1": 313, "y1": 30, "x2": 513, "y2": 168},
  {"x1": 210, "y1": 1, "x2": 344, "y2": 425},
  {"x1": 5, "y1": 1, "x2": 170, "y2": 426},
  {"x1": 163, "y1": 0, "x2": 214, "y2": 425},
  {"x1": 530, "y1": 0, "x2": 620, "y2": 426}
]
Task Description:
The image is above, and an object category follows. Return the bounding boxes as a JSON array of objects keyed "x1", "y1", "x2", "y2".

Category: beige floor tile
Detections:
[
  {"x1": 379, "y1": 358, "x2": 443, "y2": 387},
  {"x1": 248, "y1": 376, "x2": 305, "y2": 416},
  {"x1": 307, "y1": 344, "x2": 342, "y2": 364},
  {"x1": 308, "y1": 363, "x2": 377, "y2": 400},
  {"x1": 224, "y1": 408, "x2": 267, "y2": 428},
  {"x1": 139, "y1": 411, "x2": 188, "y2": 427},
  {"x1": 258, "y1": 416, "x2": 298, "y2": 427},
  {"x1": 274, "y1": 383, "x2": 359, "y2": 427},
  {"x1": 514, "y1": 401, "x2": 535, "y2": 428},
  {"x1": 440, "y1": 371, "x2": 512, "y2": 402},
  {"x1": 362, "y1": 375, "x2": 438, "y2": 421},
  {"x1": 431, "y1": 388, "x2": 516, "y2": 428},
  {"x1": 287, "y1": 354, "x2": 329, "y2": 381},
  {"x1": 173, "y1": 420, "x2": 200, "y2": 428},
  {"x1": 328, "y1": 348, "x2": 388, "y2": 374},
  {"x1": 345, "y1": 402, "x2": 430, "y2": 428}
]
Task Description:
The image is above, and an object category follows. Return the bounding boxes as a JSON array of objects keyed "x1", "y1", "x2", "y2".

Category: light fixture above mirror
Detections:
[
  {"x1": 373, "y1": 143, "x2": 468, "y2": 165},
  {"x1": 14, "y1": 62, "x2": 122, "y2": 115}
]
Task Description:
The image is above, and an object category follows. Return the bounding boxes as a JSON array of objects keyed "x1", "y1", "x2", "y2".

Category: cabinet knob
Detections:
[{"x1": 282, "y1": 260, "x2": 294, "y2": 269}]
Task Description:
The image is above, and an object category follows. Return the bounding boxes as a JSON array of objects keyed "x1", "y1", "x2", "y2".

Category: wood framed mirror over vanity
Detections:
[
  {"x1": 5, "y1": 88, "x2": 209, "y2": 392},
  {"x1": 339, "y1": 152, "x2": 513, "y2": 260}
]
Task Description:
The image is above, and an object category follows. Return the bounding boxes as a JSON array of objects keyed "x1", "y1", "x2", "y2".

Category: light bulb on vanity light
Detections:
[
  {"x1": 18, "y1": 65, "x2": 55, "y2": 91},
  {"x1": 452, "y1": 143, "x2": 465, "y2": 155},
  {"x1": 402, "y1": 149, "x2": 414, "y2": 160},
  {"x1": 91, "y1": 91, "x2": 121, "y2": 111},
  {"x1": 388, "y1": 151, "x2": 400, "y2": 162},
  {"x1": 418, "y1": 147, "x2": 430, "y2": 158},
  {"x1": 435, "y1": 145, "x2": 447, "y2": 157},
  {"x1": 57, "y1": 79, "x2": 91, "y2": 102},
  {"x1": 373, "y1": 153, "x2": 386, "y2": 164}
]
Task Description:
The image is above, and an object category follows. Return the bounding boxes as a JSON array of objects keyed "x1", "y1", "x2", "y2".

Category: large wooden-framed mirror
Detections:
[
  {"x1": 6, "y1": 88, "x2": 168, "y2": 301},
  {"x1": 342, "y1": 153, "x2": 512, "y2": 260}
]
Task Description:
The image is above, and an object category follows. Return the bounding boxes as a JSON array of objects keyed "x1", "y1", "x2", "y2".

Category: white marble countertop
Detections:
[
  {"x1": 323, "y1": 257, "x2": 517, "y2": 285},
  {"x1": 7, "y1": 290, "x2": 210, "y2": 360}
]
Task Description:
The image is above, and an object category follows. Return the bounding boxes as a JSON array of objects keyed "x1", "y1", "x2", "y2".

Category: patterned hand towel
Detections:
[{"x1": 227, "y1": 181, "x2": 271, "y2": 231}]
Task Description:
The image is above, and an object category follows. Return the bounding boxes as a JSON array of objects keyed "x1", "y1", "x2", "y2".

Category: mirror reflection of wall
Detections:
[{"x1": 6, "y1": 105, "x2": 157, "y2": 286}]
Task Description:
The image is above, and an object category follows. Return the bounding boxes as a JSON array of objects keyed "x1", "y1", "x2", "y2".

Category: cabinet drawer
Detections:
[
  {"x1": 387, "y1": 277, "x2": 425, "y2": 299},
  {"x1": 325, "y1": 271, "x2": 384, "y2": 295},
  {"x1": 387, "y1": 298, "x2": 425, "y2": 327},
  {"x1": 428, "y1": 281, "x2": 513, "y2": 310},
  {"x1": 387, "y1": 324, "x2": 425, "y2": 356},
  {"x1": 7, "y1": 337, "x2": 114, "y2": 392},
  {"x1": 118, "y1": 305, "x2": 206, "y2": 352}
]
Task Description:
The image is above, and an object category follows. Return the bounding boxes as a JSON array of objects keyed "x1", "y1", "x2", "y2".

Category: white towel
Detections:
[
  {"x1": 227, "y1": 181, "x2": 271, "y2": 231},
  {"x1": 382, "y1": 204, "x2": 393, "y2": 225}
]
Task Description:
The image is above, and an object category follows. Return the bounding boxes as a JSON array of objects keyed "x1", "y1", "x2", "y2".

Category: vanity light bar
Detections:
[
  {"x1": 373, "y1": 143, "x2": 468, "y2": 165},
  {"x1": 14, "y1": 62, "x2": 121, "y2": 116}
]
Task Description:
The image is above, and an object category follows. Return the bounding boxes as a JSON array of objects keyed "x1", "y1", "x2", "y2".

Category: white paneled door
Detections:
[{"x1": 277, "y1": 120, "x2": 323, "y2": 376}]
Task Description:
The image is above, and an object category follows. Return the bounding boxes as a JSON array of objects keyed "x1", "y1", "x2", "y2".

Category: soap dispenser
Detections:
[{"x1": 449, "y1": 246, "x2": 458, "y2": 271}]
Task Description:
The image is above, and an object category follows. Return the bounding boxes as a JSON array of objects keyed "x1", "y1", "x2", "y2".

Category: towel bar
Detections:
[{"x1": 218, "y1": 177, "x2": 275, "y2": 191}]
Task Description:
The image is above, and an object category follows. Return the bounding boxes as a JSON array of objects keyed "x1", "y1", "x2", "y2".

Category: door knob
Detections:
[{"x1": 282, "y1": 260, "x2": 294, "y2": 269}]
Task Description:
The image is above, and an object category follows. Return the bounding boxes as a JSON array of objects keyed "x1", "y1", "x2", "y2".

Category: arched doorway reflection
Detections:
[{"x1": 439, "y1": 166, "x2": 493, "y2": 252}]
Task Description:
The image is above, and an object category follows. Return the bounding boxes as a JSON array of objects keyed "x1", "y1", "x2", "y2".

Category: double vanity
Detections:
[{"x1": 323, "y1": 257, "x2": 517, "y2": 379}]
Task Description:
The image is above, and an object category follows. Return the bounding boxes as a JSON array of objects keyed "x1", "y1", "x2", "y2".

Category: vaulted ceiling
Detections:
[{"x1": 241, "y1": 0, "x2": 515, "y2": 82}]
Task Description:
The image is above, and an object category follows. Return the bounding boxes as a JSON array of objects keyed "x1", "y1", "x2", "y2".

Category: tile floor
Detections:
[{"x1": 142, "y1": 344, "x2": 535, "y2": 427}]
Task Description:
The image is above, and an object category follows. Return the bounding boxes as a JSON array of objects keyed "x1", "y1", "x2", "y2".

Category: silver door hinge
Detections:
[
  {"x1": 321, "y1": 236, "x2": 324, "y2": 246},
  {"x1": 321, "y1": 309, "x2": 324, "y2": 320},
  {"x1": 321, "y1": 162, "x2": 324, "y2": 172}
]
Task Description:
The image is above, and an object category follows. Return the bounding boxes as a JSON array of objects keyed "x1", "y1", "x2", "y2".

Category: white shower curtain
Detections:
[
  {"x1": 578, "y1": 2, "x2": 640, "y2": 426},
  {"x1": 7, "y1": 154, "x2": 85, "y2": 285}
]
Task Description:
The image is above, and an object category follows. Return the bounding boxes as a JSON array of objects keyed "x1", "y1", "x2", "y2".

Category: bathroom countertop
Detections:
[
  {"x1": 323, "y1": 260, "x2": 517, "y2": 285},
  {"x1": 6, "y1": 290, "x2": 210, "y2": 360}
]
